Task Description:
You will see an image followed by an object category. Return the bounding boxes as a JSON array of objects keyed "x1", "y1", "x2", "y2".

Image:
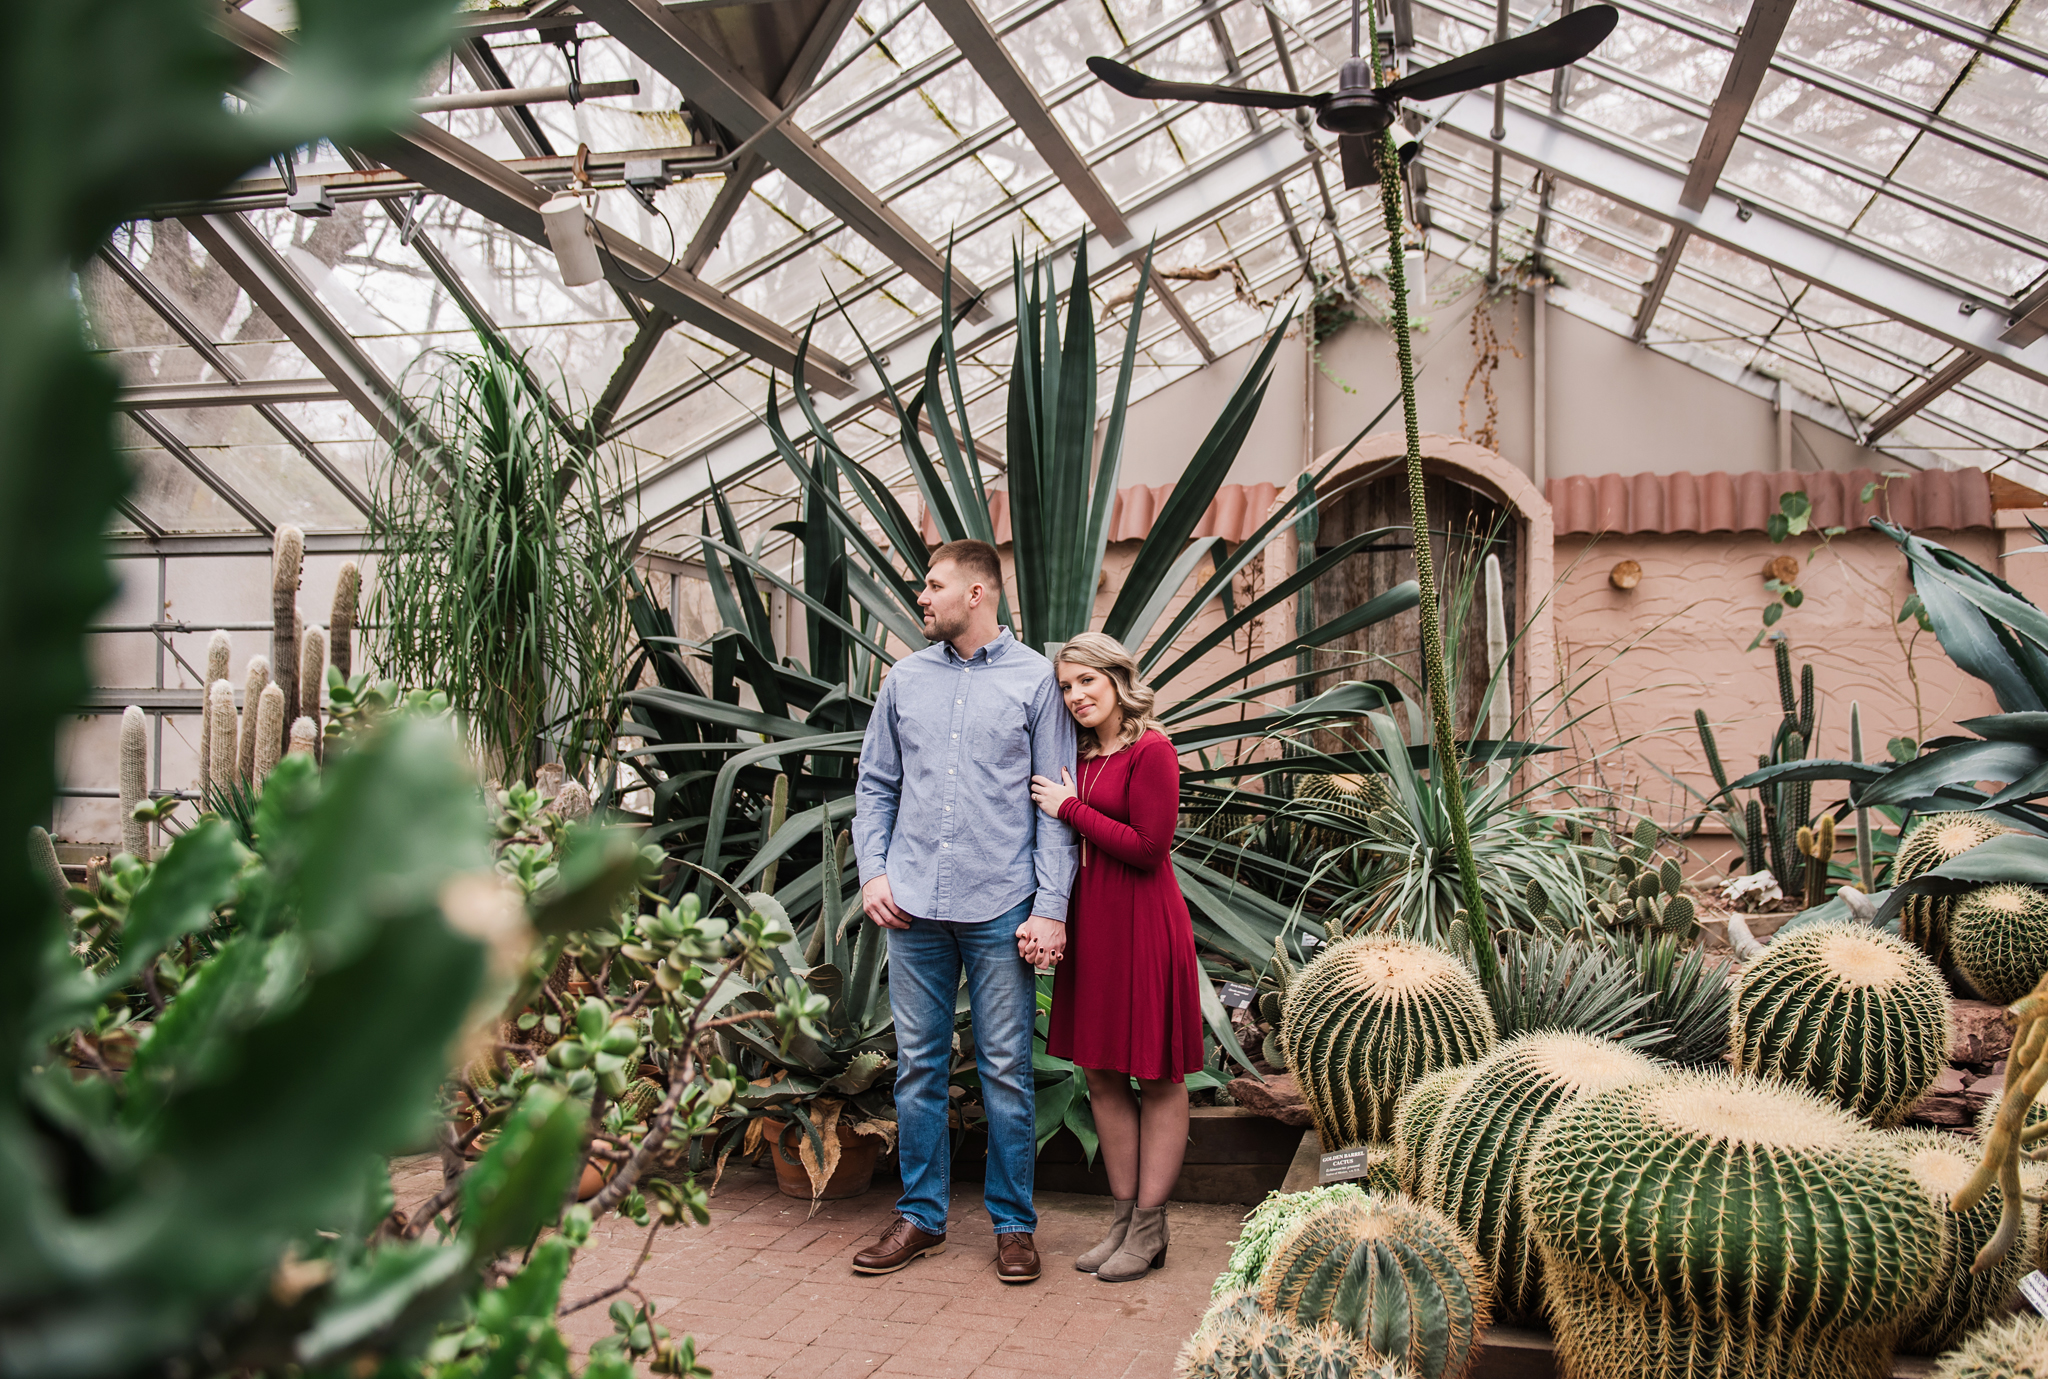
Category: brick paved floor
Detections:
[{"x1": 393, "y1": 1158, "x2": 1248, "y2": 1379}]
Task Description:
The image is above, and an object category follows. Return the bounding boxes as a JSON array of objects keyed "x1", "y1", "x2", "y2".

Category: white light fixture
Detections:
[
  {"x1": 541, "y1": 192, "x2": 603, "y2": 287},
  {"x1": 1403, "y1": 245, "x2": 1426, "y2": 303}
]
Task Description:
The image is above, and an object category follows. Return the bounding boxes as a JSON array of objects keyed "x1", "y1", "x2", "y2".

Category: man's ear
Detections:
[{"x1": 967, "y1": 581, "x2": 986, "y2": 608}]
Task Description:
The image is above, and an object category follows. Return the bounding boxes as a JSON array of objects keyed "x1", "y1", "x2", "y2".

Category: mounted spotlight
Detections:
[{"x1": 542, "y1": 144, "x2": 603, "y2": 287}]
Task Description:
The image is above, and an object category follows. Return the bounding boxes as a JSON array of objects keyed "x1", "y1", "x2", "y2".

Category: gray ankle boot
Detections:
[
  {"x1": 1076, "y1": 1198, "x2": 1135, "y2": 1272},
  {"x1": 1096, "y1": 1205, "x2": 1168, "y2": 1282}
]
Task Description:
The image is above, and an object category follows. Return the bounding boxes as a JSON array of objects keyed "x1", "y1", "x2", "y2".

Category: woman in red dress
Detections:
[{"x1": 1030, "y1": 631, "x2": 1204, "y2": 1283}]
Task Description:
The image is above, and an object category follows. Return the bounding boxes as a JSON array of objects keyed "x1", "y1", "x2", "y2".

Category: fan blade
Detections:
[
  {"x1": 1087, "y1": 56, "x2": 1321, "y2": 111},
  {"x1": 1337, "y1": 135, "x2": 1420, "y2": 189},
  {"x1": 1378, "y1": 5, "x2": 1619, "y2": 104}
]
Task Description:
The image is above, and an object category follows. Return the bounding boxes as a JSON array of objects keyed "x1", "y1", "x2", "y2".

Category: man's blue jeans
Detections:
[{"x1": 887, "y1": 898, "x2": 1037, "y2": 1237}]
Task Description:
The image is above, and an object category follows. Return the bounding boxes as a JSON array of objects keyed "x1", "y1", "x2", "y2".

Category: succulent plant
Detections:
[
  {"x1": 1932, "y1": 1314, "x2": 2048, "y2": 1379},
  {"x1": 253, "y1": 683, "x2": 286, "y2": 786},
  {"x1": 1526, "y1": 1071, "x2": 1944, "y2": 1379},
  {"x1": 1258, "y1": 1193, "x2": 1488, "y2": 1379},
  {"x1": 1420, "y1": 1032, "x2": 1665, "y2": 1320},
  {"x1": 1888, "y1": 1128, "x2": 2035, "y2": 1355},
  {"x1": 1279, "y1": 935, "x2": 1496, "y2": 1149},
  {"x1": 1618, "y1": 931, "x2": 1731, "y2": 1067},
  {"x1": 288, "y1": 716, "x2": 319, "y2": 758},
  {"x1": 207, "y1": 681, "x2": 238, "y2": 802},
  {"x1": 299, "y1": 624, "x2": 326, "y2": 752},
  {"x1": 1896, "y1": 812, "x2": 2015, "y2": 963},
  {"x1": 30, "y1": 825, "x2": 66, "y2": 902},
  {"x1": 199, "y1": 628, "x2": 231, "y2": 802},
  {"x1": 1729, "y1": 921, "x2": 1952, "y2": 1126},
  {"x1": 1198, "y1": 1309, "x2": 1298, "y2": 1379},
  {"x1": 270, "y1": 526, "x2": 303, "y2": 761},
  {"x1": 331, "y1": 560, "x2": 360, "y2": 681},
  {"x1": 1297, "y1": 773, "x2": 1392, "y2": 848},
  {"x1": 1949, "y1": 882, "x2": 2048, "y2": 1004},
  {"x1": 236, "y1": 655, "x2": 271, "y2": 785},
  {"x1": 1215, "y1": 1185, "x2": 1369, "y2": 1296},
  {"x1": 119, "y1": 704, "x2": 149, "y2": 861},
  {"x1": 1795, "y1": 814, "x2": 1837, "y2": 909},
  {"x1": 1393, "y1": 1065, "x2": 1474, "y2": 1197},
  {"x1": 1284, "y1": 1323, "x2": 1384, "y2": 1379}
]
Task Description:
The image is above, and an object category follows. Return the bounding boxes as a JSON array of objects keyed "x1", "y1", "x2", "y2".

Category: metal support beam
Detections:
[
  {"x1": 2005, "y1": 276, "x2": 2048, "y2": 349},
  {"x1": 1631, "y1": 224, "x2": 1690, "y2": 342},
  {"x1": 923, "y1": 0, "x2": 1214, "y2": 361},
  {"x1": 126, "y1": 410, "x2": 275, "y2": 534},
  {"x1": 1679, "y1": 0, "x2": 1799, "y2": 212},
  {"x1": 105, "y1": 531, "x2": 372, "y2": 558},
  {"x1": 1433, "y1": 96, "x2": 2048, "y2": 388},
  {"x1": 578, "y1": 0, "x2": 991, "y2": 323},
  {"x1": 114, "y1": 378, "x2": 342, "y2": 409},
  {"x1": 1865, "y1": 352, "x2": 1987, "y2": 443},
  {"x1": 458, "y1": 36, "x2": 555, "y2": 157}
]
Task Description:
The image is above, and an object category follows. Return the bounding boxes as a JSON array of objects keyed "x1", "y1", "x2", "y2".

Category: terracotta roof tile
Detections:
[{"x1": 1547, "y1": 468, "x2": 1992, "y2": 536}]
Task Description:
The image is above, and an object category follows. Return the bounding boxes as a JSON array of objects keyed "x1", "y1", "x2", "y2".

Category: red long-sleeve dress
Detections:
[{"x1": 1047, "y1": 729, "x2": 1205, "y2": 1082}]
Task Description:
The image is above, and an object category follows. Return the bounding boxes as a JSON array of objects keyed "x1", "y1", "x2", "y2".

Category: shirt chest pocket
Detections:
[{"x1": 971, "y1": 703, "x2": 1028, "y2": 764}]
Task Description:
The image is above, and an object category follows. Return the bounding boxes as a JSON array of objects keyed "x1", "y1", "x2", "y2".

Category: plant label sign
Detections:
[
  {"x1": 1319, "y1": 1147, "x2": 1372, "y2": 1185},
  {"x1": 1217, "y1": 981, "x2": 1255, "y2": 1010},
  {"x1": 2023, "y1": 1271, "x2": 2048, "y2": 1318}
]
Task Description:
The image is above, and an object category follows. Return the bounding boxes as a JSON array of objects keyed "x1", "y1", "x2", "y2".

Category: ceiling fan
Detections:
[{"x1": 1087, "y1": 2, "x2": 1618, "y2": 188}]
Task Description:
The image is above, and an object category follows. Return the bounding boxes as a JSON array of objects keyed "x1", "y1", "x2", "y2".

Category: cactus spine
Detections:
[
  {"x1": 1394, "y1": 1065, "x2": 1475, "y2": 1197},
  {"x1": 330, "y1": 559, "x2": 359, "y2": 681},
  {"x1": 1895, "y1": 812, "x2": 2014, "y2": 963},
  {"x1": 288, "y1": 716, "x2": 319, "y2": 758},
  {"x1": 1888, "y1": 1128, "x2": 2034, "y2": 1355},
  {"x1": 1948, "y1": 883, "x2": 2048, "y2": 1004},
  {"x1": 1526, "y1": 1071, "x2": 1945, "y2": 1379},
  {"x1": 199, "y1": 628, "x2": 231, "y2": 803},
  {"x1": 207, "y1": 681, "x2": 237, "y2": 801},
  {"x1": 1932, "y1": 1314, "x2": 2048, "y2": 1379},
  {"x1": 1189, "y1": 1309, "x2": 1296, "y2": 1379},
  {"x1": 1729, "y1": 921, "x2": 1952, "y2": 1126},
  {"x1": 119, "y1": 704, "x2": 149, "y2": 861},
  {"x1": 1286, "y1": 1324, "x2": 1385, "y2": 1379},
  {"x1": 253, "y1": 684, "x2": 286, "y2": 786},
  {"x1": 270, "y1": 526, "x2": 303, "y2": 761},
  {"x1": 299, "y1": 624, "x2": 325, "y2": 755},
  {"x1": 1419, "y1": 1033, "x2": 1666, "y2": 1320},
  {"x1": 1279, "y1": 935, "x2": 1497, "y2": 1149},
  {"x1": 1258, "y1": 1193, "x2": 1488, "y2": 1379},
  {"x1": 237, "y1": 656, "x2": 270, "y2": 784}
]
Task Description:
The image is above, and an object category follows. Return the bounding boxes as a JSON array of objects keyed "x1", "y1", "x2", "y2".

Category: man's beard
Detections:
[{"x1": 922, "y1": 608, "x2": 965, "y2": 643}]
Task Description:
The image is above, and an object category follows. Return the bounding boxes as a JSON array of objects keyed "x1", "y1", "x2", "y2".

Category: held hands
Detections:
[
  {"x1": 862, "y1": 875, "x2": 911, "y2": 930},
  {"x1": 1016, "y1": 914, "x2": 1066, "y2": 967},
  {"x1": 1030, "y1": 768, "x2": 1076, "y2": 820}
]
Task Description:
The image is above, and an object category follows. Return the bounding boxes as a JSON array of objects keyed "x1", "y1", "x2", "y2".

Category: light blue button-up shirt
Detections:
[{"x1": 852, "y1": 628, "x2": 1078, "y2": 923}]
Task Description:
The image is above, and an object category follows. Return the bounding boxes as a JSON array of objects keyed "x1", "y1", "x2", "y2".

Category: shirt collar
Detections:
[{"x1": 944, "y1": 626, "x2": 1014, "y2": 665}]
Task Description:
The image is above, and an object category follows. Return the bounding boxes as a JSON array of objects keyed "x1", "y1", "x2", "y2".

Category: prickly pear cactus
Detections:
[
  {"x1": 1526, "y1": 1071, "x2": 1945, "y2": 1379},
  {"x1": 1896, "y1": 812, "x2": 2014, "y2": 963},
  {"x1": 1933, "y1": 1314, "x2": 2048, "y2": 1379},
  {"x1": 1279, "y1": 935, "x2": 1496, "y2": 1149},
  {"x1": 1419, "y1": 1033, "x2": 1666, "y2": 1320},
  {"x1": 1729, "y1": 921, "x2": 1952, "y2": 1126},
  {"x1": 1949, "y1": 883, "x2": 2048, "y2": 1004},
  {"x1": 1393, "y1": 1064, "x2": 1476, "y2": 1198},
  {"x1": 1888, "y1": 1128, "x2": 2037, "y2": 1355},
  {"x1": 1259, "y1": 1193, "x2": 1488, "y2": 1379}
]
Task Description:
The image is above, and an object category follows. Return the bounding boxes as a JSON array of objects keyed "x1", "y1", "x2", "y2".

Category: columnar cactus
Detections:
[
  {"x1": 253, "y1": 683, "x2": 286, "y2": 786},
  {"x1": 1526, "y1": 1071, "x2": 1944, "y2": 1379},
  {"x1": 1420, "y1": 1033, "x2": 1665, "y2": 1320},
  {"x1": 1215, "y1": 1185, "x2": 1369, "y2": 1296},
  {"x1": 237, "y1": 656, "x2": 270, "y2": 785},
  {"x1": 199, "y1": 628, "x2": 231, "y2": 802},
  {"x1": 30, "y1": 826, "x2": 66, "y2": 902},
  {"x1": 1888, "y1": 1128, "x2": 2035, "y2": 1355},
  {"x1": 1393, "y1": 1065, "x2": 1475, "y2": 1197},
  {"x1": 1949, "y1": 883, "x2": 2048, "y2": 1004},
  {"x1": 1895, "y1": 812, "x2": 2013, "y2": 962},
  {"x1": 287, "y1": 716, "x2": 319, "y2": 758},
  {"x1": 271, "y1": 525, "x2": 303, "y2": 760},
  {"x1": 1933, "y1": 1314, "x2": 2048, "y2": 1379},
  {"x1": 207, "y1": 681, "x2": 237, "y2": 800},
  {"x1": 299, "y1": 624, "x2": 326, "y2": 752},
  {"x1": 1796, "y1": 815, "x2": 1837, "y2": 908},
  {"x1": 1258, "y1": 1194, "x2": 1489, "y2": 1379},
  {"x1": 331, "y1": 559, "x2": 360, "y2": 681},
  {"x1": 1729, "y1": 921, "x2": 1952, "y2": 1126},
  {"x1": 119, "y1": 704, "x2": 149, "y2": 861},
  {"x1": 1279, "y1": 936, "x2": 1496, "y2": 1148}
]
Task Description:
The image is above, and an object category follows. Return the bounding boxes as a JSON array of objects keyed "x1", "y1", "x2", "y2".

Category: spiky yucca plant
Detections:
[
  {"x1": 1729, "y1": 922, "x2": 1952, "y2": 1126},
  {"x1": 1526, "y1": 1071, "x2": 1944, "y2": 1379},
  {"x1": 1259, "y1": 1194, "x2": 1488, "y2": 1379},
  {"x1": 1896, "y1": 812, "x2": 2014, "y2": 962},
  {"x1": 1394, "y1": 1065, "x2": 1474, "y2": 1198},
  {"x1": 1950, "y1": 883, "x2": 2048, "y2": 1003},
  {"x1": 1279, "y1": 935, "x2": 1496, "y2": 1149},
  {"x1": 1420, "y1": 1032, "x2": 1665, "y2": 1319},
  {"x1": 1214, "y1": 1185, "x2": 1368, "y2": 1297},
  {"x1": 1888, "y1": 1128, "x2": 2035, "y2": 1355},
  {"x1": 1933, "y1": 1314, "x2": 2048, "y2": 1379}
]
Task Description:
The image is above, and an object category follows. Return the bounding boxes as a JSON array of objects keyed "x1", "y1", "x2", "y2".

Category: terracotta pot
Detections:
[
  {"x1": 576, "y1": 1158, "x2": 616, "y2": 1201},
  {"x1": 771, "y1": 1120, "x2": 881, "y2": 1200}
]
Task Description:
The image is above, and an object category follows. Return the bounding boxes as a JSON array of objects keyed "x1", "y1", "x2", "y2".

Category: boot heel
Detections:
[{"x1": 1151, "y1": 1247, "x2": 1167, "y2": 1267}]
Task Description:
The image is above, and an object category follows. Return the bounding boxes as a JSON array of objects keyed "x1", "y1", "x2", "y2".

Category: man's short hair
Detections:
[{"x1": 929, "y1": 538, "x2": 1001, "y2": 592}]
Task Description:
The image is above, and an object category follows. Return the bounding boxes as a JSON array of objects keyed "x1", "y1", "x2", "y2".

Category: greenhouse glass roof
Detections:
[{"x1": 86, "y1": 0, "x2": 2048, "y2": 553}]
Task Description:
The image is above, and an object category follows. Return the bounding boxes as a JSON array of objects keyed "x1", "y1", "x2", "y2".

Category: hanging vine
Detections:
[{"x1": 1459, "y1": 289, "x2": 1523, "y2": 453}]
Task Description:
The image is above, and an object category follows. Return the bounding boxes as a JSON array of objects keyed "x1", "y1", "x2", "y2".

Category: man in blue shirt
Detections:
[{"x1": 850, "y1": 538, "x2": 1077, "y2": 1284}]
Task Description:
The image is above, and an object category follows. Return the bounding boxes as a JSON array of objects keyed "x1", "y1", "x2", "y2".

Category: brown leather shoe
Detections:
[
  {"x1": 995, "y1": 1232, "x2": 1041, "y2": 1284},
  {"x1": 852, "y1": 1216, "x2": 947, "y2": 1275}
]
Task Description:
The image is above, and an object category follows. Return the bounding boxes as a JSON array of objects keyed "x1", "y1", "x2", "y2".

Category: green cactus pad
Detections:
[
  {"x1": 1888, "y1": 1128, "x2": 2035, "y2": 1355},
  {"x1": 1214, "y1": 1186, "x2": 1369, "y2": 1297},
  {"x1": 1279, "y1": 936, "x2": 1497, "y2": 1149},
  {"x1": 1394, "y1": 1065, "x2": 1476, "y2": 1198},
  {"x1": 1420, "y1": 1032, "x2": 1666, "y2": 1320},
  {"x1": 1932, "y1": 1314, "x2": 2048, "y2": 1379},
  {"x1": 1896, "y1": 813, "x2": 2014, "y2": 963},
  {"x1": 1950, "y1": 883, "x2": 2048, "y2": 1004},
  {"x1": 1258, "y1": 1193, "x2": 1489, "y2": 1379},
  {"x1": 1261, "y1": 1029, "x2": 1286, "y2": 1069},
  {"x1": 1729, "y1": 921, "x2": 1952, "y2": 1126},
  {"x1": 1527, "y1": 1071, "x2": 1944, "y2": 1379}
]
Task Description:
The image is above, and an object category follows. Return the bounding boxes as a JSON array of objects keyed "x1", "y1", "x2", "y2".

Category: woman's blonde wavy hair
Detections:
[{"x1": 1054, "y1": 631, "x2": 1167, "y2": 757}]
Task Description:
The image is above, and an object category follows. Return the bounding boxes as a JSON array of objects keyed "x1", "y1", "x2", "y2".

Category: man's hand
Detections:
[
  {"x1": 863, "y1": 875, "x2": 912, "y2": 930},
  {"x1": 1016, "y1": 914, "x2": 1066, "y2": 967}
]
